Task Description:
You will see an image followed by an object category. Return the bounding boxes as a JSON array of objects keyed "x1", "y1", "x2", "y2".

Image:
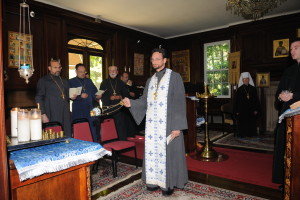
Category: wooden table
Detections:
[{"x1": 10, "y1": 160, "x2": 95, "y2": 200}]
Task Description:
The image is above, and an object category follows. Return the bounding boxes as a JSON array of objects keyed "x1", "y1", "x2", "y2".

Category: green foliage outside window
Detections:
[
  {"x1": 89, "y1": 55, "x2": 103, "y2": 88},
  {"x1": 204, "y1": 40, "x2": 230, "y2": 97}
]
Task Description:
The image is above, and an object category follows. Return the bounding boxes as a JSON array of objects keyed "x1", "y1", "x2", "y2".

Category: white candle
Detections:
[
  {"x1": 17, "y1": 109, "x2": 30, "y2": 142},
  {"x1": 18, "y1": 118, "x2": 30, "y2": 142},
  {"x1": 11, "y1": 108, "x2": 19, "y2": 137},
  {"x1": 11, "y1": 137, "x2": 19, "y2": 145},
  {"x1": 30, "y1": 108, "x2": 42, "y2": 140},
  {"x1": 30, "y1": 119, "x2": 42, "y2": 140}
]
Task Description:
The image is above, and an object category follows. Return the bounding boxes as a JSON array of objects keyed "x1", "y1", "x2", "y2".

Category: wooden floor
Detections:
[{"x1": 93, "y1": 144, "x2": 282, "y2": 200}]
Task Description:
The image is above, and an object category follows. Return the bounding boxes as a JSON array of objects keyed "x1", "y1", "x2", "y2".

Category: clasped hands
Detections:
[
  {"x1": 278, "y1": 91, "x2": 293, "y2": 102},
  {"x1": 110, "y1": 95, "x2": 122, "y2": 101}
]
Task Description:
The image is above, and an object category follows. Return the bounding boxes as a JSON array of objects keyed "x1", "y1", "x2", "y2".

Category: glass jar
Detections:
[
  {"x1": 30, "y1": 108, "x2": 42, "y2": 140},
  {"x1": 10, "y1": 107, "x2": 20, "y2": 137},
  {"x1": 17, "y1": 109, "x2": 30, "y2": 142}
]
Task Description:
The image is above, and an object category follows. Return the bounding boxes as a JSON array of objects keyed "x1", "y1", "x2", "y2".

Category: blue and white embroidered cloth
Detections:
[
  {"x1": 145, "y1": 68, "x2": 171, "y2": 189},
  {"x1": 9, "y1": 138, "x2": 111, "y2": 181},
  {"x1": 278, "y1": 106, "x2": 300, "y2": 123}
]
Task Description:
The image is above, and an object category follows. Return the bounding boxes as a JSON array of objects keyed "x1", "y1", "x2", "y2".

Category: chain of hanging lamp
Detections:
[
  {"x1": 18, "y1": 0, "x2": 34, "y2": 84},
  {"x1": 226, "y1": 0, "x2": 287, "y2": 21}
]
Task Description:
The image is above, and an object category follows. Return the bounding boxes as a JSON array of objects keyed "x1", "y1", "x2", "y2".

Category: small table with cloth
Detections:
[{"x1": 9, "y1": 138, "x2": 111, "y2": 200}]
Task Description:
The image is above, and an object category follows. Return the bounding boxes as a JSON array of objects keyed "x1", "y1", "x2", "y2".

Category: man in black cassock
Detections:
[
  {"x1": 121, "y1": 72, "x2": 139, "y2": 137},
  {"x1": 234, "y1": 72, "x2": 260, "y2": 138},
  {"x1": 99, "y1": 66, "x2": 129, "y2": 140},
  {"x1": 35, "y1": 59, "x2": 71, "y2": 137},
  {"x1": 69, "y1": 63, "x2": 101, "y2": 141},
  {"x1": 273, "y1": 39, "x2": 300, "y2": 186}
]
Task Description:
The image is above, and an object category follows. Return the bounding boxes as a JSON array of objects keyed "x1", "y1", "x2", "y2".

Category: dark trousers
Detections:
[
  {"x1": 112, "y1": 111, "x2": 127, "y2": 141},
  {"x1": 272, "y1": 122, "x2": 286, "y2": 184}
]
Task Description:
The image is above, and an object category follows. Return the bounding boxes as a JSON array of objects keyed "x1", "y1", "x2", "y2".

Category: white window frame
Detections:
[{"x1": 204, "y1": 40, "x2": 231, "y2": 98}]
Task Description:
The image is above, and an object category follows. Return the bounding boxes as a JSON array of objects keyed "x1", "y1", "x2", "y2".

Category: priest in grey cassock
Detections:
[
  {"x1": 35, "y1": 59, "x2": 71, "y2": 137},
  {"x1": 122, "y1": 48, "x2": 188, "y2": 196}
]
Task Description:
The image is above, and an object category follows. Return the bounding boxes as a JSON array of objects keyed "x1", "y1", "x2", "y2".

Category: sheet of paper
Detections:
[
  {"x1": 167, "y1": 134, "x2": 173, "y2": 145},
  {"x1": 95, "y1": 89, "x2": 106, "y2": 96},
  {"x1": 69, "y1": 86, "x2": 82, "y2": 98}
]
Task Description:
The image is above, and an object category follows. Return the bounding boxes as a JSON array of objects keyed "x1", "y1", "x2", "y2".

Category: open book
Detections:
[{"x1": 69, "y1": 86, "x2": 82, "y2": 98}]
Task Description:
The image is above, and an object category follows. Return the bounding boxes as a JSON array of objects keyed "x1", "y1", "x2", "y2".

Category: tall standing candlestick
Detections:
[
  {"x1": 17, "y1": 109, "x2": 30, "y2": 142},
  {"x1": 204, "y1": 82, "x2": 207, "y2": 94},
  {"x1": 11, "y1": 107, "x2": 20, "y2": 137}
]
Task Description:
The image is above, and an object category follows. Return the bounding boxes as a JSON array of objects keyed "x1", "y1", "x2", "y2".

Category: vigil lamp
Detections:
[{"x1": 18, "y1": 0, "x2": 34, "y2": 84}]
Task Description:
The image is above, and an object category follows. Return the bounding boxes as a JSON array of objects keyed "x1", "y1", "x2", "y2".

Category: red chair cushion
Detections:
[
  {"x1": 103, "y1": 141, "x2": 135, "y2": 151},
  {"x1": 73, "y1": 122, "x2": 93, "y2": 142},
  {"x1": 44, "y1": 126, "x2": 62, "y2": 133},
  {"x1": 101, "y1": 118, "x2": 118, "y2": 142}
]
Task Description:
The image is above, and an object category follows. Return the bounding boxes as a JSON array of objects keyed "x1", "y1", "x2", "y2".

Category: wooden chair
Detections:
[
  {"x1": 220, "y1": 103, "x2": 238, "y2": 136},
  {"x1": 72, "y1": 118, "x2": 93, "y2": 142},
  {"x1": 100, "y1": 118, "x2": 137, "y2": 177}
]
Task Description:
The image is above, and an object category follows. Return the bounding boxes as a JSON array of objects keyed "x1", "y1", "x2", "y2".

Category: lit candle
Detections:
[
  {"x1": 11, "y1": 107, "x2": 19, "y2": 137},
  {"x1": 30, "y1": 108, "x2": 42, "y2": 140},
  {"x1": 17, "y1": 109, "x2": 30, "y2": 142},
  {"x1": 128, "y1": 66, "x2": 130, "y2": 73},
  {"x1": 124, "y1": 66, "x2": 127, "y2": 72}
]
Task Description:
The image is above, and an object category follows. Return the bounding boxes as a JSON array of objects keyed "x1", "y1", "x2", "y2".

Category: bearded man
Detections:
[{"x1": 100, "y1": 66, "x2": 129, "y2": 140}]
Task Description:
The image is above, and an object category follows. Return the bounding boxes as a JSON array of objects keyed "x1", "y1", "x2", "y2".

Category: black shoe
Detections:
[
  {"x1": 146, "y1": 186, "x2": 160, "y2": 191},
  {"x1": 162, "y1": 189, "x2": 174, "y2": 196}
]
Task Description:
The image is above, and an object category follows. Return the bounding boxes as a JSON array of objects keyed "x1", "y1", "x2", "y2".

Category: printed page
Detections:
[{"x1": 69, "y1": 86, "x2": 82, "y2": 98}]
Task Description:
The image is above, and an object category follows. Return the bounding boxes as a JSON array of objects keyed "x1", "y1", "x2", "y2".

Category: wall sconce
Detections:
[{"x1": 18, "y1": 0, "x2": 34, "y2": 84}]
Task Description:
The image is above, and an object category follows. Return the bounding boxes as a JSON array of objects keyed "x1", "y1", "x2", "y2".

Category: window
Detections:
[
  {"x1": 204, "y1": 40, "x2": 230, "y2": 98},
  {"x1": 68, "y1": 38, "x2": 104, "y2": 88}
]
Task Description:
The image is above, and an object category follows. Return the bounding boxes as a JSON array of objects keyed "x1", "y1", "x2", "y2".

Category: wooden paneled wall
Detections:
[
  {"x1": 167, "y1": 12, "x2": 300, "y2": 132},
  {"x1": 2, "y1": 0, "x2": 163, "y2": 114},
  {"x1": 167, "y1": 13, "x2": 300, "y2": 84},
  {"x1": 2, "y1": 1, "x2": 299, "y2": 129}
]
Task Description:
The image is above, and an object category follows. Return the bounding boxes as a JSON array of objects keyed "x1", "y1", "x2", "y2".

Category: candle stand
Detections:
[{"x1": 190, "y1": 85, "x2": 228, "y2": 162}]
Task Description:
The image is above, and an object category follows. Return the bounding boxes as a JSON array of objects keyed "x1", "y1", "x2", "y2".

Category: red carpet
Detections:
[
  {"x1": 122, "y1": 136, "x2": 280, "y2": 189},
  {"x1": 187, "y1": 148, "x2": 280, "y2": 189}
]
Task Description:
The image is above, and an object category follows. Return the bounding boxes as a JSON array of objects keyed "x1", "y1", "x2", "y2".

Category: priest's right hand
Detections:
[
  {"x1": 122, "y1": 97, "x2": 131, "y2": 107},
  {"x1": 71, "y1": 94, "x2": 78, "y2": 100},
  {"x1": 42, "y1": 114, "x2": 49, "y2": 123}
]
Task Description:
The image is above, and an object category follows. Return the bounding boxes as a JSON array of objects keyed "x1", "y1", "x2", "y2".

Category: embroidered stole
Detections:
[{"x1": 145, "y1": 68, "x2": 171, "y2": 189}]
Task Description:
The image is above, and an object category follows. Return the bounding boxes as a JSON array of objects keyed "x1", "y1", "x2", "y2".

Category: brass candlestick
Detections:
[{"x1": 191, "y1": 83, "x2": 228, "y2": 162}]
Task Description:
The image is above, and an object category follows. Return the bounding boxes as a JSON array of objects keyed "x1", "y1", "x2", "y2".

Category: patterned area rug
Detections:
[
  {"x1": 214, "y1": 132, "x2": 274, "y2": 151},
  {"x1": 91, "y1": 159, "x2": 141, "y2": 195},
  {"x1": 101, "y1": 180, "x2": 267, "y2": 200}
]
